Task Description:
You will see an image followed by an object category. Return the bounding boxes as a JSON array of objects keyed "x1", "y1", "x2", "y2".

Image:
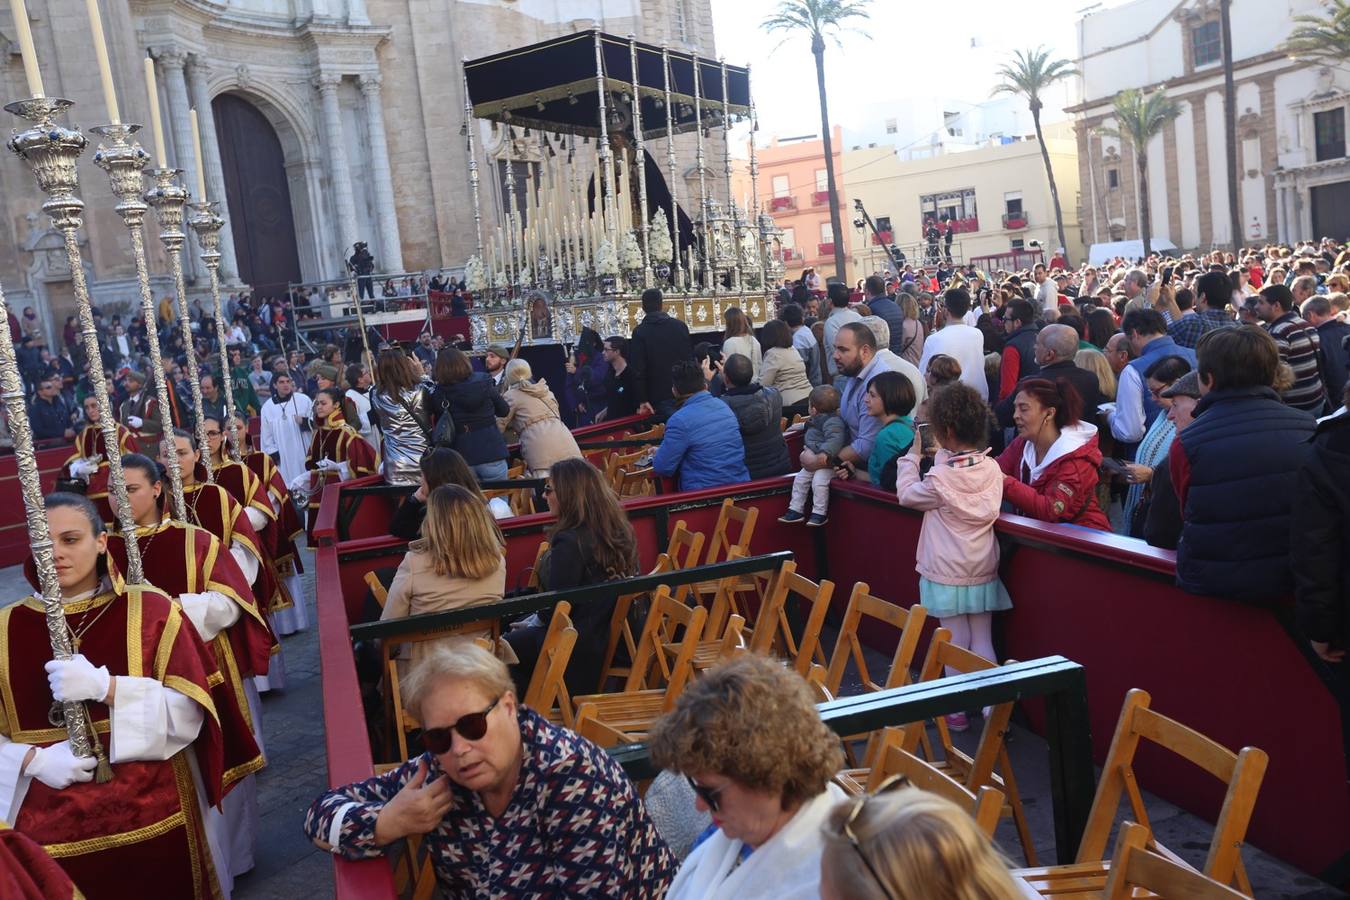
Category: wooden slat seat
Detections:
[
  {"x1": 1012, "y1": 688, "x2": 1268, "y2": 898},
  {"x1": 1102, "y1": 823, "x2": 1246, "y2": 899}
]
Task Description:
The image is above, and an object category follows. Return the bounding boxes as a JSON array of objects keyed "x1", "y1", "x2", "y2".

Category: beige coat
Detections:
[
  {"x1": 759, "y1": 346, "x2": 813, "y2": 407},
  {"x1": 722, "y1": 335, "x2": 762, "y2": 379},
  {"x1": 502, "y1": 379, "x2": 583, "y2": 476},
  {"x1": 381, "y1": 545, "x2": 514, "y2": 674}
]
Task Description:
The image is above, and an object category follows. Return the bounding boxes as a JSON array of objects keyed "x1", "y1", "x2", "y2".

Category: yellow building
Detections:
[{"x1": 843, "y1": 124, "x2": 1084, "y2": 276}]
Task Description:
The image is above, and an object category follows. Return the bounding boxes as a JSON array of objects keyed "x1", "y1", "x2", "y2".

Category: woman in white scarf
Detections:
[{"x1": 648, "y1": 654, "x2": 846, "y2": 900}]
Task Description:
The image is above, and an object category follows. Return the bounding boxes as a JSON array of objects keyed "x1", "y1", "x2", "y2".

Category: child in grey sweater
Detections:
[{"x1": 779, "y1": 385, "x2": 846, "y2": 526}]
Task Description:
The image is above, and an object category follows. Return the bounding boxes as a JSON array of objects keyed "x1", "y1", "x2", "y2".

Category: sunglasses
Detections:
[
  {"x1": 420, "y1": 695, "x2": 501, "y2": 753},
  {"x1": 543, "y1": 484, "x2": 554, "y2": 494},
  {"x1": 841, "y1": 774, "x2": 909, "y2": 900},
  {"x1": 686, "y1": 775, "x2": 726, "y2": 813}
]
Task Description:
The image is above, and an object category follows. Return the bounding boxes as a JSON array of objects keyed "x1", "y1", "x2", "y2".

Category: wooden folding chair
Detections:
[
  {"x1": 849, "y1": 628, "x2": 1036, "y2": 865},
  {"x1": 506, "y1": 461, "x2": 526, "y2": 479},
  {"x1": 821, "y1": 582, "x2": 927, "y2": 698},
  {"x1": 1103, "y1": 822, "x2": 1246, "y2": 900},
  {"x1": 664, "y1": 550, "x2": 752, "y2": 674},
  {"x1": 484, "y1": 484, "x2": 535, "y2": 516},
  {"x1": 521, "y1": 541, "x2": 550, "y2": 593},
  {"x1": 570, "y1": 586, "x2": 708, "y2": 745},
  {"x1": 742, "y1": 560, "x2": 835, "y2": 676},
  {"x1": 626, "y1": 423, "x2": 665, "y2": 442},
  {"x1": 682, "y1": 499, "x2": 760, "y2": 606},
  {"x1": 596, "y1": 522, "x2": 705, "y2": 691},
  {"x1": 859, "y1": 727, "x2": 1006, "y2": 839},
  {"x1": 606, "y1": 447, "x2": 656, "y2": 497},
  {"x1": 521, "y1": 602, "x2": 577, "y2": 727},
  {"x1": 364, "y1": 570, "x2": 389, "y2": 608},
  {"x1": 1014, "y1": 689, "x2": 1269, "y2": 897}
]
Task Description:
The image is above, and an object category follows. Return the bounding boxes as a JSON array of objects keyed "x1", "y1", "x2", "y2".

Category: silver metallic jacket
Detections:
[{"x1": 371, "y1": 384, "x2": 431, "y2": 486}]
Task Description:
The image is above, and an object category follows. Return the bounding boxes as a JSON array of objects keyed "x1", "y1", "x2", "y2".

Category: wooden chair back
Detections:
[
  {"x1": 606, "y1": 447, "x2": 656, "y2": 496},
  {"x1": 823, "y1": 582, "x2": 927, "y2": 697},
  {"x1": 522, "y1": 540, "x2": 549, "y2": 592},
  {"x1": 1104, "y1": 822, "x2": 1246, "y2": 900},
  {"x1": 365, "y1": 570, "x2": 389, "y2": 608},
  {"x1": 597, "y1": 553, "x2": 675, "y2": 692},
  {"x1": 506, "y1": 461, "x2": 526, "y2": 479},
  {"x1": 865, "y1": 727, "x2": 1006, "y2": 839},
  {"x1": 703, "y1": 498, "x2": 758, "y2": 567},
  {"x1": 744, "y1": 561, "x2": 835, "y2": 675},
  {"x1": 666, "y1": 520, "x2": 706, "y2": 571},
  {"x1": 625, "y1": 585, "x2": 709, "y2": 702},
  {"x1": 521, "y1": 602, "x2": 578, "y2": 727},
  {"x1": 1074, "y1": 689, "x2": 1268, "y2": 892},
  {"x1": 627, "y1": 423, "x2": 665, "y2": 442}
]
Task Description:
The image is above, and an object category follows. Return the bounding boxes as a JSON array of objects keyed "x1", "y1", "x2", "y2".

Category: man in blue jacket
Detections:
[{"x1": 652, "y1": 360, "x2": 750, "y2": 492}]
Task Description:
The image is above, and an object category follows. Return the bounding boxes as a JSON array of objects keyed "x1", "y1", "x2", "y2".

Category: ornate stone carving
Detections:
[
  {"x1": 235, "y1": 64, "x2": 252, "y2": 91},
  {"x1": 357, "y1": 72, "x2": 383, "y2": 95},
  {"x1": 155, "y1": 45, "x2": 189, "y2": 71}
]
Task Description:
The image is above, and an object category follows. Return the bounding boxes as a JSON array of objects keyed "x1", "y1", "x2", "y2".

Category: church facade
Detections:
[{"x1": 0, "y1": 0, "x2": 722, "y2": 346}]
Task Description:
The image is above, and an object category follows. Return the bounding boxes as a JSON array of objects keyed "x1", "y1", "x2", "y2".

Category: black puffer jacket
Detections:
[
  {"x1": 720, "y1": 384, "x2": 790, "y2": 480},
  {"x1": 1292, "y1": 411, "x2": 1350, "y2": 651},
  {"x1": 1175, "y1": 387, "x2": 1316, "y2": 599}
]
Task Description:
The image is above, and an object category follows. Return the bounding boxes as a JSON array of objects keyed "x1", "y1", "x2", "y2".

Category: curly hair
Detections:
[
  {"x1": 926, "y1": 383, "x2": 989, "y2": 449},
  {"x1": 647, "y1": 653, "x2": 842, "y2": 807}
]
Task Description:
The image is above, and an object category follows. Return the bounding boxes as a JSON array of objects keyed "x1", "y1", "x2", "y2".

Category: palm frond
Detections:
[
  {"x1": 991, "y1": 46, "x2": 1077, "y2": 102},
  {"x1": 1094, "y1": 87, "x2": 1181, "y2": 152},
  {"x1": 761, "y1": 0, "x2": 873, "y2": 48},
  {"x1": 1280, "y1": 0, "x2": 1350, "y2": 64}
]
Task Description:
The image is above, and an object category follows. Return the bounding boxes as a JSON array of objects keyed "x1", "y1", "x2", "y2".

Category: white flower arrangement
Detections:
[
  {"x1": 492, "y1": 269, "x2": 508, "y2": 289},
  {"x1": 649, "y1": 209, "x2": 674, "y2": 263},
  {"x1": 619, "y1": 230, "x2": 644, "y2": 271},
  {"x1": 464, "y1": 255, "x2": 487, "y2": 293},
  {"x1": 594, "y1": 237, "x2": 621, "y2": 276}
]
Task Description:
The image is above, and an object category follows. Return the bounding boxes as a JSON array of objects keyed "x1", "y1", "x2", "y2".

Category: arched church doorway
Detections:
[{"x1": 212, "y1": 94, "x2": 303, "y2": 299}]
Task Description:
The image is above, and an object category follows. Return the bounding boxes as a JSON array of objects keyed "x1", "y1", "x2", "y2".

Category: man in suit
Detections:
[
  {"x1": 628, "y1": 289, "x2": 692, "y2": 421},
  {"x1": 119, "y1": 369, "x2": 163, "y2": 455}
]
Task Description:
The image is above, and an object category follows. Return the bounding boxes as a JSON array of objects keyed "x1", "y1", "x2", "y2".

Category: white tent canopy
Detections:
[{"x1": 1088, "y1": 239, "x2": 1178, "y2": 266}]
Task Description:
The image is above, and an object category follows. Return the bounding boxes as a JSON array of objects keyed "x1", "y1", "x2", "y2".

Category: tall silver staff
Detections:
[
  {"x1": 628, "y1": 36, "x2": 652, "y2": 288},
  {"x1": 692, "y1": 53, "x2": 710, "y2": 293},
  {"x1": 90, "y1": 124, "x2": 187, "y2": 520},
  {"x1": 0, "y1": 277, "x2": 110, "y2": 781},
  {"x1": 6, "y1": 98, "x2": 145, "y2": 581},
  {"x1": 462, "y1": 68, "x2": 485, "y2": 262},
  {"x1": 147, "y1": 168, "x2": 212, "y2": 480},
  {"x1": 747, "y1": 64, "x2": 769, "y2": 294},
  {"x1": 661, "y1": 46, "x2": 683, "y2": 291},
  {"x1": 188, "y1": 200, "x2": 243, "y2": 462},
  {"x1": 720, "y1": 60, "x2": 742, "y2": 296}
]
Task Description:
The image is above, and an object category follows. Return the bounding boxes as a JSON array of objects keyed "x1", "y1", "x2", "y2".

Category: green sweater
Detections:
[{"x1": 869, "y1": 416, "x2": 915, "y2": 487}]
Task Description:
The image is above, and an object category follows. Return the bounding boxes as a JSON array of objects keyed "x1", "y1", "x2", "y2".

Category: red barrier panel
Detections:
[
  {"x1": 0, "y1": 446, "x2": 73, "y2": 567},
  {"x1": 314, "y1": 542, "x2": 398, "y2": 900}
]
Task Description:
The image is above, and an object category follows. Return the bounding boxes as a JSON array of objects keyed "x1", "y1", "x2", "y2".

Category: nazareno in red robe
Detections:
[
  {"x1": 100, "y1": 520, "x2": 271, "y2": 790},
  {"x1": 238, "y1": 437, "x2": 304, "y2": 575},
  {"x1": 0, "y1": 822, "x2": 81, "y2": 900},
  {"x1": 0, "y1": 584, "x2": 237, "y2": 899},
  {"x1": 209, "y1": 459, "x2": 296, "y2": 616},
  {"x1": 182, "y1": 469, "x2": 286, "y2": 620},
  {"x1": 305, "y1": 409, "x2": 379, "y2": 532},
  {"x1": 61, "y1": 423, "x2": 136, "y2": 477}
]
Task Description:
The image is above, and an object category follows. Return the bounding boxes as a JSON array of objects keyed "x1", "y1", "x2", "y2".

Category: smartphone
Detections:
[
  {"x1": 916, "y1": 422, "x2": 937, "y2": 454},
  {"x1": 1161, "y1": 265, "x2": 1174, "y2": 286},
  {"x1": 1100, "y1": 457, "x2": 1128, "y2": 478}
]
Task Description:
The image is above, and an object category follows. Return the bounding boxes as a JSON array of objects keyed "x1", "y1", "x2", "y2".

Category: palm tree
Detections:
[
  {"x1": 1096, "y1": 88, "x2": 1182, "y2": 258},
  {"x1": 763, "y1": 0, "x2": 871, "y2": 283},
  {"x1": 1280, "y1": 0, "x2": 1350, "y2": 65},
  {"x1": 993, "y1": 47, "x2": 1077, "y2": 265}
]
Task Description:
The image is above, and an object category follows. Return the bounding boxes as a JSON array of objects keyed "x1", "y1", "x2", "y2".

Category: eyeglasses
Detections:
[
  {"x1": 420, "y1": 695, "x2": 501, "y2": 753},
  {"x1": 840, "y1": 774, "x2": 909, "y2": 900},
  {"x1": 686, "y1": 775, "x2": 725, "y2": 813},
  {"x1": 542, "y1": 484, "x2": 554, "y2": 495},
  {"x1": 204, "y1": 430, "x2": 221, "y2": 437}
]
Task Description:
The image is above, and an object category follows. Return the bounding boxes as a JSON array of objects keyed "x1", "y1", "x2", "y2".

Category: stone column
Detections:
[
  {"x1": 314, "y1": 73, "x2": 360, "y2": 278},
  {"x1": 157, "y1": 46, "x2": 203, "y2": 281},
  {"x1": 186, "y1": 56, "x2": 240, "y2": 283},
  {"x1": 358, "y1": 73, "x2": 403, "y2": 273}
]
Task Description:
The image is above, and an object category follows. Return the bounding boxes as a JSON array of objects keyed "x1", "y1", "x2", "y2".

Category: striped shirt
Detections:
[{"x1": 1267, "y1": 312, "x2": 1327, "y2": 413}]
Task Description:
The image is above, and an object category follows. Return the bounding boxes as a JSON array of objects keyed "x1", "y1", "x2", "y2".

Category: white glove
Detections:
[
  {"x1": 44, "y1": 654, "x2": 111, "y2": 704},
  {"x1": 336, "y1": 461, "x2": 351, "y2": 481},
  {"x1": 70, "y1": 458, "x2": 100, "y2": 480},
  {"x1": 126, "y1": 416, "x2": 143, "y2": 429},
  {"x1": 288, "y1": 471, "x2": 311, "y2": 493},
  {"x1": 24, "y1": 741, "x2": 97, "y2": 790},
  {"x1": 316, "y1": 458, "x2": 340, "y2": 472}
]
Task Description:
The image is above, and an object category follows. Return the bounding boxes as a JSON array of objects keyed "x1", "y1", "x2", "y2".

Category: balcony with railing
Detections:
[
  {"x1": 779, "y1": 247, "x2": 801, "y2": 262},
  {"x1": 870, "y1": 230, "x2": 894, "y2": 246},
  {"x1": 768, "y1": 196, "x2": 797, "y2": 213},
  {"x1": 817, "y1": 242, "x2": 836, "y2": 258},
  {"x1": 811, "y1": 190, "x2": 831, "y2": 207},
  {"x1": 1002, "y1": 211, "x2": 1029, "y2": 230}
]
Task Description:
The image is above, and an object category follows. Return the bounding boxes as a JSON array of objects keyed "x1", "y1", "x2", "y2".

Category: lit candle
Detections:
[
  {"x1": 9, "y1": 0, "x2": 44, "y2": 97},
  {"x1": 143, "y1": 58, "x2": 167, "y2": 168},
  {"x1": 188, "y1": 108, "x2": 208, "y2": 200},
  {"x1": 85, "y1": 0, "x2": 119, "y2": 123}
]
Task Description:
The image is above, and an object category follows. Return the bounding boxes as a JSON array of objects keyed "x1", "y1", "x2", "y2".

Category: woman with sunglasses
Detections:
[
  {"x1": 820, "y1": 788, "x2": 1026, "y2": 900},
  {"x1": 304, "y1": 641, "x2": 677, "y2": 894},
  {"x1": 380, "y1": 485, "x2": 514, "y2": 678},
  {"x1": 648, "y1": 653, "x2": 846, "y2": 900}
]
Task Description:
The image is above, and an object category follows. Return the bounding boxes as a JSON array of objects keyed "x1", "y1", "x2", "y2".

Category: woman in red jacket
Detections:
[{"x1": 997, "y1": 376, "x2": 1112, "y2": 531}]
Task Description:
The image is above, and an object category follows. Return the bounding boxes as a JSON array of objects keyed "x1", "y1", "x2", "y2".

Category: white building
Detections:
[
  {"x1": 842, "y1": 95, "x2": 1055, "y2": 161},
  {"x1": 1072, "y1": 0, "x2": 1346, "y2": 252}
]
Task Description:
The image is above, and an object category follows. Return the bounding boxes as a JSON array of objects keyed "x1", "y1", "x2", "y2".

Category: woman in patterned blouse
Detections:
[{"x1": 303, "y1": 641, "x2": 676, "y2": 896}]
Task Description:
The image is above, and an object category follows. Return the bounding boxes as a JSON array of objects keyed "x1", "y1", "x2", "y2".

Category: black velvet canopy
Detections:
[{"x1": 463, "y1": 30, "x2": 752, "y2": 140}]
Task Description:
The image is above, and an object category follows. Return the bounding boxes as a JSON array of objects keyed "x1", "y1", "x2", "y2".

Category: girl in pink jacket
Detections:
[{"x1": 895, "y1": 382, "x2": 1012, "y2": 732}]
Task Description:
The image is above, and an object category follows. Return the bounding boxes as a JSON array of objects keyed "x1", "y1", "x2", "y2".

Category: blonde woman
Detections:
[
  {"x1": 381, "y1": 484, "x2": 513, "y2": 672},
  {"x1": 820, "y1": 788, "x2": 1025, "y2": 900},
  {"x1": 722, "y1": 307, "x2": 762, "y2": 378},
  {"x1": 500, "y1": 358, "x2": 583, "y2": 477},
  {"x1": 897, "y1": 293, "x2": 925, "y2": 366},
  {"x1": 1073, "y1": 348, "x2": 1117, "y2": 402}
]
